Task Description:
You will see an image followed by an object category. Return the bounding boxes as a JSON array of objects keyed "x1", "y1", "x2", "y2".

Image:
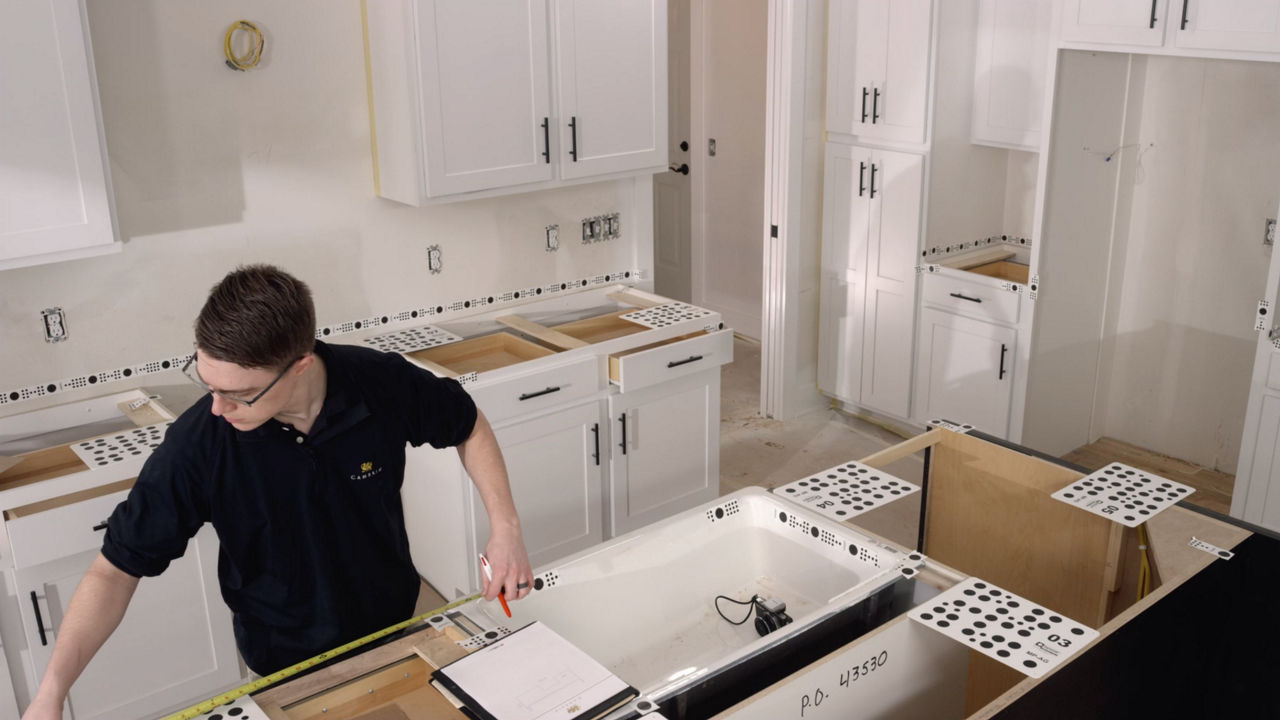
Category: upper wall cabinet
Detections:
[
  {"x1": 971, "y1": 0, "x2": 1052, "y2": 151},
  {"x1": 1061, "y1": 0, "x2": 1280, "y2": 54},
  {"x1": 1, "y1": 0, "x2": 118, "y2": 271},
  {"x1": 364, "y1": 0, "x2": 668, "y2": 204},
  {"x1": 827, "y1": 0, "x2": 934, "y2": 146}
]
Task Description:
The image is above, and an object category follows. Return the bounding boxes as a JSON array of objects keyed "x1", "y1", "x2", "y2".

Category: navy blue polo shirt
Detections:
[{"x1": 102, "y1": 341, "x2": 476, "y2": 675}]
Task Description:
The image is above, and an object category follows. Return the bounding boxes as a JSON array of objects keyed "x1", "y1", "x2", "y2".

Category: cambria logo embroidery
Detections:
[{"x1": 350, "y1": 460, "x2": 384, "y2": 480}]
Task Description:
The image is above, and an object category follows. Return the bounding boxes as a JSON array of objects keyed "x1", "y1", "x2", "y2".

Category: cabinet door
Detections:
[
  {"x1": 826, "y1": 0, "x2": 932, "y2": 144},
  {"x1": 608, "y1": 371, "x2": 719, "y2": 536},
  {"x1": 415, "y1": 0, "x2": 555, "y2": 196},
  {"x1": 860, "y1": 149, "x2": 923, "y2": 418},
  {"x1": 972, "y1": 0, "x2": 1052, "y2": 150},
  {"x1": 818, "y1": 143, "x2": 872, "y2": 403},
  {"x1": 17, "y1": 527, "x2": 238, "y2": 720},
  {"x1": 1060, "y1": 0, "x2": 1169, "y2": 47},
  {"x1": 1173, "y1": 0, "x2": 1280, "y2": 53},
  {"x1": 915, "y1": 308, "x2": 1016, "y2": 438},
  {"x1": 555, "y1": 0, "x2": 668, "y2": 179},
  {"x1": 0, "y1": 0, "x2": 116, "y2": 269},
  {"x1": 471, "y1": 402, "x2": 604, "y2": 574}
]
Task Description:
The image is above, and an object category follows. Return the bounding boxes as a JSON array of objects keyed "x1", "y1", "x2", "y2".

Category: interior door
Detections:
[
  {"x1": 654, "y1": 0, "x2": 692, "y2": 302},
  {"x1": 692, "y1": 0, "x2": 768, "y2": 339}
]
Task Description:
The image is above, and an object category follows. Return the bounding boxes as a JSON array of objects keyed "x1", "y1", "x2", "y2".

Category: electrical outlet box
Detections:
[
  {"x1": 589, "y1": 216, "x2": 603, "y2": 241},
  {"x1": 427, "y1": 245, "x2": 443, "y2": 274},
  {"x1": 1266, "y1": 218, "x2": 1277, "y2": 247},
  {"x1": 582, "y1": 218, "x2": 593, "y2": 244},
  {"x1": 42, "y1": 307, "x2": 67, "y2": 342},
  {"x1": 546, "y1": 224, "x2": 559, "y2": 251}
]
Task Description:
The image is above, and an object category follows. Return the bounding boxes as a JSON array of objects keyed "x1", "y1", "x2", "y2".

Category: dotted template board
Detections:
[
  {"x1": 772, "y1": 460, "x2": 920, "y2": 521},
  {"x1": 360, "y1": 325, "x2": 462, "y2": 354},
  {"x1": 69, "y1": 423, "x2": 170, "y2": 469},
  {"x1": 1050, "y1": 462, "x2": 1194, "y2": 528},
  {"x1": 196, "y1": 693, "x2": 269, "y2": 719},
  {"x1": 910, "y1": 577, "x2": 1098, "y2": 679},
  {"x1": 619, "y1": 302, "x2": 715, "y2": 329}
]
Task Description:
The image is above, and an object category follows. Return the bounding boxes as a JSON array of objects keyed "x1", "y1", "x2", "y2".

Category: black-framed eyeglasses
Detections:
[{"x1": 182, "y1": 354, "x2": 302, "y2": 407}]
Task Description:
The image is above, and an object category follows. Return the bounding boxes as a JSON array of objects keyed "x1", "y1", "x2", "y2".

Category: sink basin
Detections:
[{"x1": 965, "y1": 260, "x2": 1029, "y2": 285}]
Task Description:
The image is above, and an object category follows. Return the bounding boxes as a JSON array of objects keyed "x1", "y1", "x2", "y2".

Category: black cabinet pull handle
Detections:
[
  {"x1": 999, "y1": 343, "x2": 1009, "y2": 380},
  {"x1": 668, "y1": 355, "x2": 704, "y2": 368},
  {"x1": 861, "y1": 87, "x2": 869, "y2": 122},
  {"x1": 541, "y1": 117, "x2": 550, "y2": 164},
  {"x1": 949, "y1": 292, "x2": 982, "y2": 303},
  {"x1": 30, "y1": 591, "x2": 47, "y2": 646},
  {"x1": 858, "y1": 161, "x2": 866, "y2": 197},
  {"x1": 518, "y1": 386, "x2": 561, "y2": 401},
  {"x1": 1180, "y1": 0, "x2": 1189, "y2": 29},
  {"x1": 92, "y1": 521, "x2": 107, "y2": 532},
  {"x1": 1150, "y1": 0, "x2": 1159, "y2": 28},
  {"x1": 618, "y1": 413, "x2": 627, "y2": 455},
  {"x1": 869, "y1": 163, "x2": 878, "y2": 199},
  {"x1": 669, "y1": 163, "x2": 689, "y2": 175},
  {"x1": 591, "y1": 423, "x2": 600, "y2": 466},
  {"x1": 872, "y1": 87, "x2": 881, "y2": 123},
  {"x1": 569, "y1": 116, "x2": 578, "y2": 161}
]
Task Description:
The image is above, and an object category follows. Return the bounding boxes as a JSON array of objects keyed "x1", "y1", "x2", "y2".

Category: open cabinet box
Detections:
[{"x1": 232, "y1": 427, "x2": 1258, "y2": 720}]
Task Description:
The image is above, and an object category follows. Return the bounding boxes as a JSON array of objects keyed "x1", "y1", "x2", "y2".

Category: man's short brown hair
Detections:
[{"x1": 195, "y1": 265, "x2": 316, "y2": 369}]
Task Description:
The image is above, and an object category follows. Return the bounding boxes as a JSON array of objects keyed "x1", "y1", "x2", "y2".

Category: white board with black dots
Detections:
[
  {"x1": 1051, "y1": 462, "x2": 1194, "y2": 527},
  {"x1": 771, "y1": 460, "x2": 920, "y2": 521},
  {"x1": 909, "y1": 577, "x2": 1098, "y2": 679}
]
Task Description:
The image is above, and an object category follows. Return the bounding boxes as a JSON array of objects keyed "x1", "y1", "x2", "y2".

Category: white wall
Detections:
[
  {"x1": 923, "y1": 0, "x2": 1008, "y2": 255},
  {"x1": 1093, "y1": 57, "x2": 1280, "y2": 474},
  {"x1": 0, "y1": 1, "x2": 650, "y2": 417}
]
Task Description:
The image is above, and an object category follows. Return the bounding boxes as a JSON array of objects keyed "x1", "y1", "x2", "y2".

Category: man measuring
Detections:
[{"x1": 22, "y1": 265, "x2": 533, "y2": 719}]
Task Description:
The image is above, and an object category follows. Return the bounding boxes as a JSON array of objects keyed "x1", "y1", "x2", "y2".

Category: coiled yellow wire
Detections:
[{"x1": 223, "y1": 20, "x2": 264, "y2": 71}]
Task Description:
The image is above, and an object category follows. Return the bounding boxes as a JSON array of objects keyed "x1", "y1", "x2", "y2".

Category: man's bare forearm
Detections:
[
  {"x1": 455, "y1": 409, "x2": 532, "y2": 601},
  {"x1": 24, "y1": 553, "x2": 139, "y2": 717}
]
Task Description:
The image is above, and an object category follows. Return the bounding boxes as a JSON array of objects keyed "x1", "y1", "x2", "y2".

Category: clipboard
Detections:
[{"x1": 431, "y1": 621, "x2": 637, "y2": 720}]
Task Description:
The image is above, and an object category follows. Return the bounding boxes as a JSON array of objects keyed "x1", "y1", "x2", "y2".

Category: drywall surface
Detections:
[
  {"x1": 0, "y1": 2, "x2": 649, "y2": 416},
  {"x1": 1094, "y1": 57, "x2": 1280, "y2": 474}
]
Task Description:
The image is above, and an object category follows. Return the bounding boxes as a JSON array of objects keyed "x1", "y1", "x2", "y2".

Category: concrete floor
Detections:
[{"x1": 718, "y1": 336, "x2": 924, "y2": 549}]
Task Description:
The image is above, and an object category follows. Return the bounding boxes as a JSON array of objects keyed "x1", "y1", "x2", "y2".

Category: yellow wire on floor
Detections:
[
  {"x1": 1136, "y1": 523, "x2": 1152, "y2": 601},
  {"x1": 223, "y1": 20, "x2": 264, "y2": 71}
]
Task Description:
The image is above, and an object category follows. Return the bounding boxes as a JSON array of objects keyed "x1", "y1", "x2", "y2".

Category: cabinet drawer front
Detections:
[
  {"x1": 609, "y1": 328, "x2": 734, "y2": 392},
  {"x1": 468, "y1": 355, "x2": 600, "y2": 425},
  {"x1": 923, "y1": 273, "x2": 1021, "y2": 324},
  {"x1": 7, "y1": 488, "x2": 130, "y2": 568}
]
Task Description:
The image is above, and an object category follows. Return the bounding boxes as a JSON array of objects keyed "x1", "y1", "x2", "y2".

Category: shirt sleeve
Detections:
[
  {"x1": 101, "y1": 425, "x2": 210, "y2": 578},
  {"x1": 384, "y1": 352, "x2": 478, "y2": 449}
]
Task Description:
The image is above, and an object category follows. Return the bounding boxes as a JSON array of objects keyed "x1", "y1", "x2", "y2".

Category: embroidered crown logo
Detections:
[{"x1": 361, "y1": 461, "x2": 373, "y2": 472}]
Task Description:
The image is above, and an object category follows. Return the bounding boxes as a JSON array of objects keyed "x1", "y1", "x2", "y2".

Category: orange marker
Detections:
[{"x1": 478, "y1": 554, "x2": 511, "y2": 618}]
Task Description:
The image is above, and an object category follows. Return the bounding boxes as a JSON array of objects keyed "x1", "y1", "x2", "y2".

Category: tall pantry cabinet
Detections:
[{"x1": 818, "y1": 0, "x2": 933, "y2": 420}]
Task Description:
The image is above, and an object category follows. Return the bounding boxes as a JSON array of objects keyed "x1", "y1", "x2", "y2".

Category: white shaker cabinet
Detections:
[
  {"x1": 914, "y1": 307, "x2": 1017, "y2": 438},
  {"x1": 12, "y1": 510, "x2": 237, "y2": 720},
  {"x1": 0, "y1": 0, "x2": 118, "y2": 271},
  {"x1": 468, "y1": 401, "x2": 605, "y2": 577},
  {"x1": 971, "y1": 0, "x2": 1052, "y2": 151},
  {"x1": 554, "y1": 0, "x2": 667, "y2": 179},
  {"x1": 364, "y1": 0, "x2": 668, "y2": 204},
  {"x1": 1061, "y1": 0, "x2": 1280, "y2": 54},
  {"x1": 826, "y1": 0, "x2": 933, "y2": 146},
  {"x1": 817, "y1": 143, "x2": 923, "y2": 420}
]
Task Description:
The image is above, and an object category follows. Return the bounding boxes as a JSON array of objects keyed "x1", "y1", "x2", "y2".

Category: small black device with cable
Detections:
[{"x1": 714, "y1": 594, "x2": 793, "y2": 637}]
